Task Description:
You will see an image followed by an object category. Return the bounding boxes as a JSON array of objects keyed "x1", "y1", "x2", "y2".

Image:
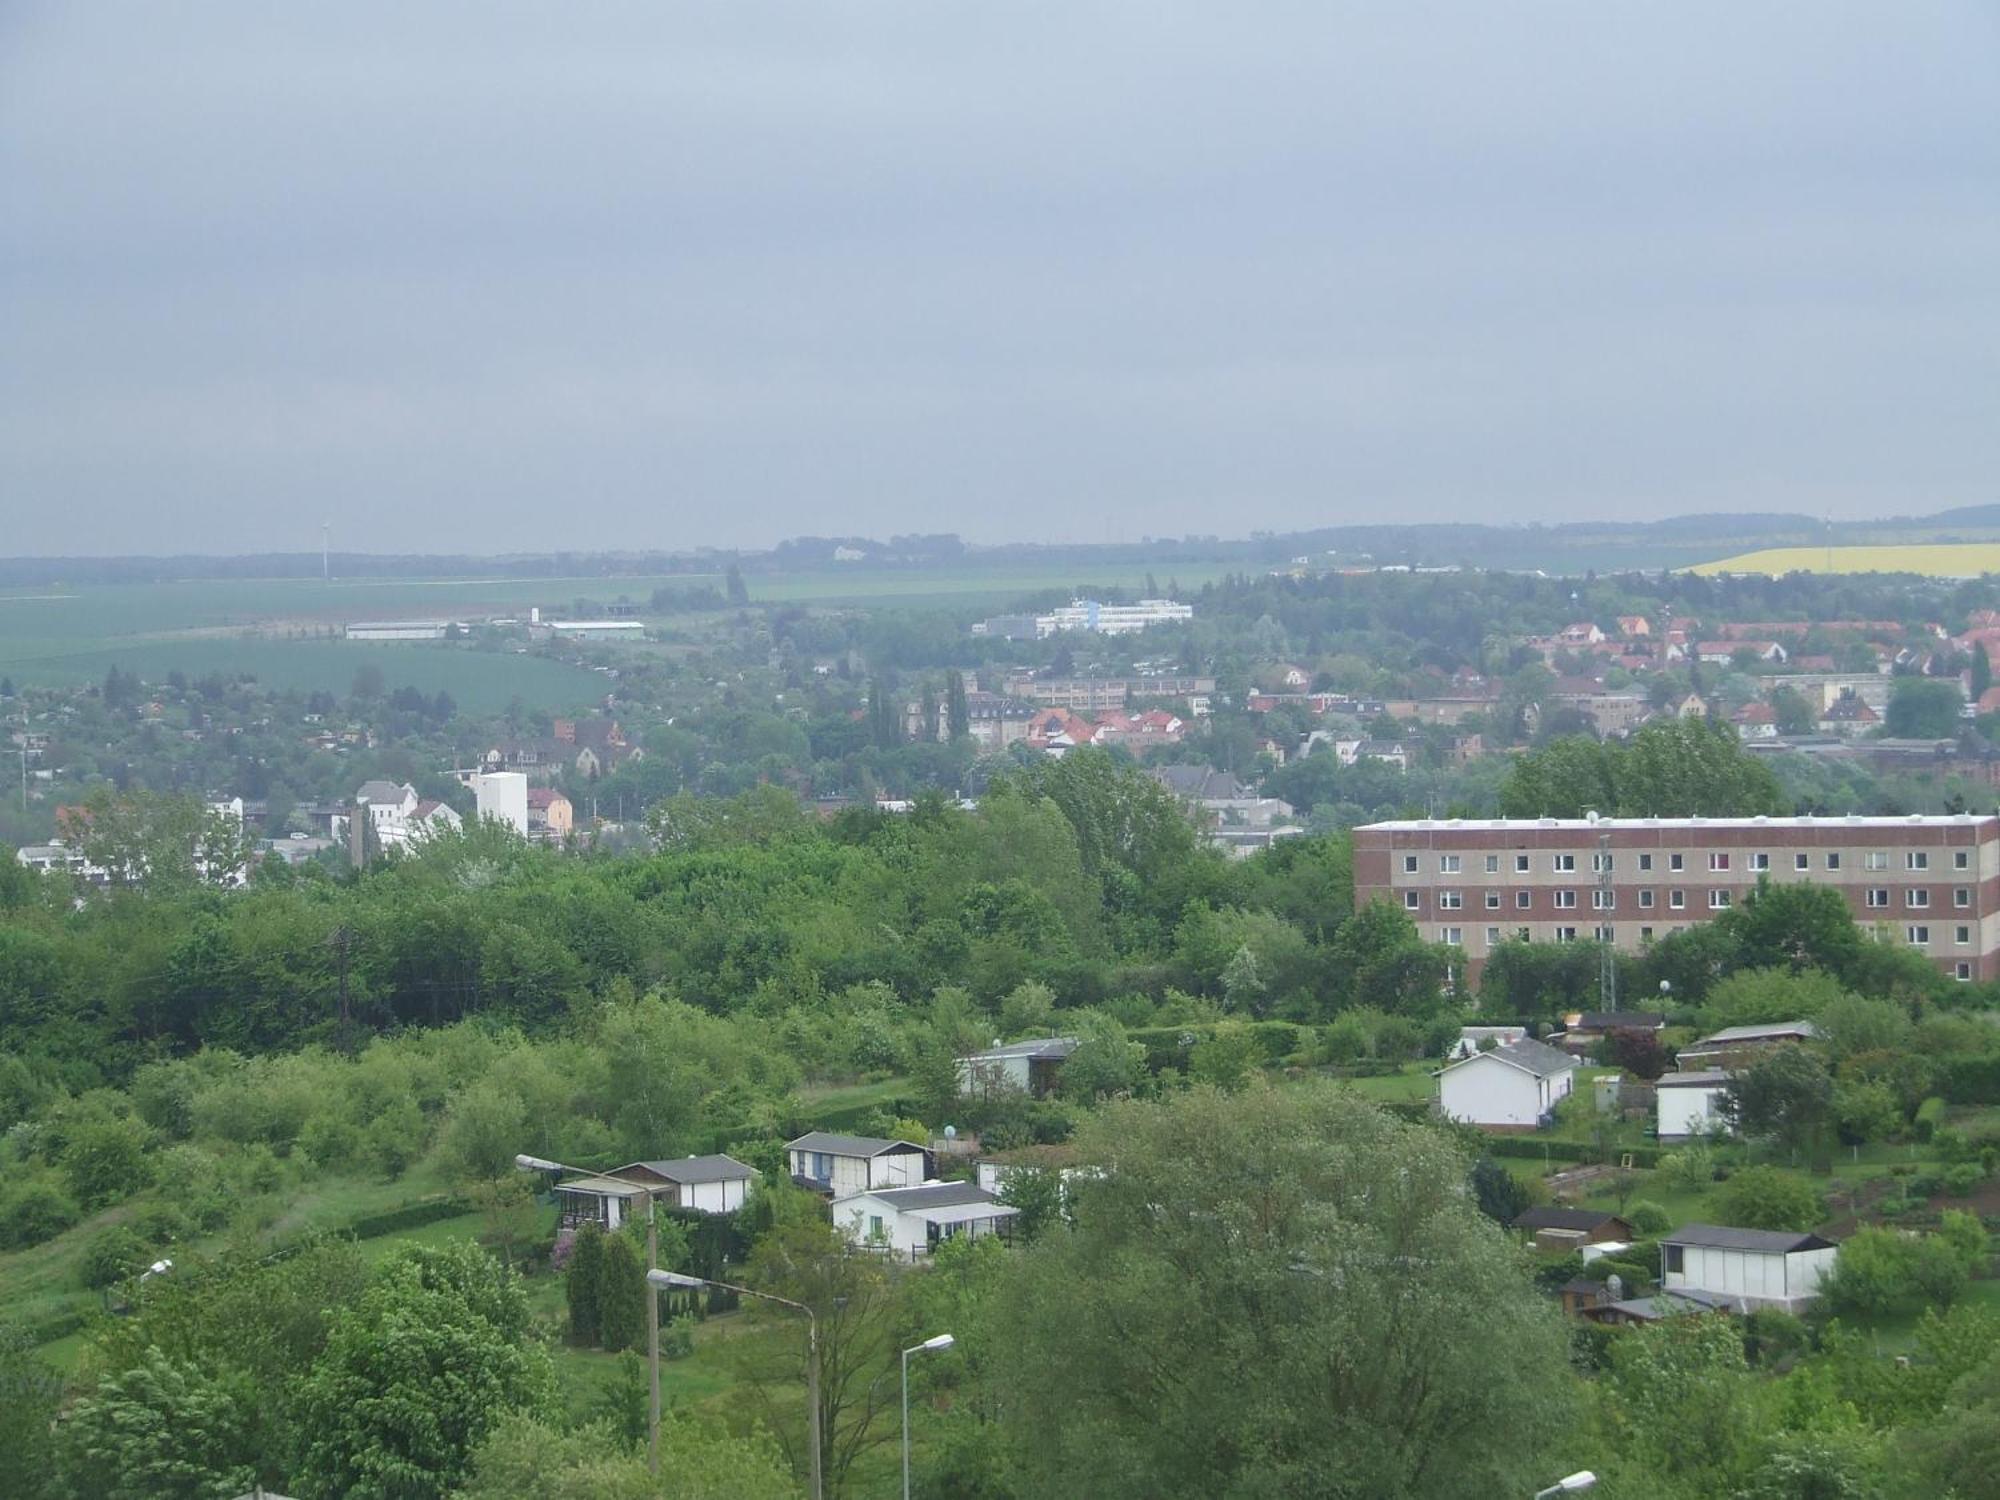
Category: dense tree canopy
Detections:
[{"x1": 987, "y1": 1083, "x2": 1575, "y2": 1499}]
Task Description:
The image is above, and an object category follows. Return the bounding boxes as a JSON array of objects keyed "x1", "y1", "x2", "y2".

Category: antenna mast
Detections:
[{"x1": 1598, "y1": 829, "x2": 1617, "y2": 1012}]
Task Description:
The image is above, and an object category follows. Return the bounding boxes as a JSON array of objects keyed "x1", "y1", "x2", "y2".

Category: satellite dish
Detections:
[{"x1": 1606, "y1": 1273, "x2": 1625, "y2": 1301}]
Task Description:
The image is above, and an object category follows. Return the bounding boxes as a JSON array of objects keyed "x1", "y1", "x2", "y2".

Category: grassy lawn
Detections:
[{"x1": 794, "y1": 1075, "x2": 915, "y2": 1133}]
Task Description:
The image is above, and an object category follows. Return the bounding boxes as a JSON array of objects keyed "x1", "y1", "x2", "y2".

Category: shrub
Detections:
[
  {"x1": 1713, "y1": 1166, "x2": 1824, "y2": 1233},
  {"x1": 1913, "y1": 1096, "x2": 1949, "y2": 1143},
  {"x1": 1741, "y1": 1308, "x2": 1810, "y2": 1368},
  {"x1": 1625, "y1": 1200, "x2": 1673, "y2": 1237},
  {"x1": 1657, "y1": 1144, "x2": 1717, "y2": 1195},
  {"x1": 61, "y1": 1114, "x2": 153, "y2": 1210},
  {"x1": 1943, "y1": 1162, "x2": 1987, "y2": 1198},
  {"x1": 0, "y1": 1178, "x2": 80, "y2": 1250},
  {"x1": 661, "y1": 1314, "x2": 696, "y2": 1360},
  {"x1": 127, "y1": 1200, "x2": 190, "y2": 1246},
  {"x1": 78, "y1": 1226, "x2": 151, "y2": 1289}
]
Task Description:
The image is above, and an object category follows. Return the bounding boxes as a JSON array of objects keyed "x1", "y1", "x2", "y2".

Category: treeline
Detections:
[{"x1": 0, "y1": 757, "x2": 1383, "y2": 1083}]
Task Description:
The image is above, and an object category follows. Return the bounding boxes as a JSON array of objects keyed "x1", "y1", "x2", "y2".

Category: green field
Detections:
[{"x1": 0, "y1": 561, "x2": 1235, "y2": 707}]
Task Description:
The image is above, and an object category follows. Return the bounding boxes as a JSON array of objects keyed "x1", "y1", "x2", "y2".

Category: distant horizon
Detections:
[{"x1": 7, "y1": 499, "x2": 2000, "y2": 570}]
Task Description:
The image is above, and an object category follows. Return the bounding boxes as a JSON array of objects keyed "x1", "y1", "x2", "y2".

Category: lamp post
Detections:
[
  {"x1": 649, "y1": 1269, "x2": 824, "y2": 1500},
  {"x1": 902, "y1": 1333, "x2": 955, "y2": 1500},
  {"x1": 517, "y1": 1153, "x2": 663, "y2": 1475},
  {"x1": 1534, "y1": 1473, "x2": 1598, "y2": 1499}
]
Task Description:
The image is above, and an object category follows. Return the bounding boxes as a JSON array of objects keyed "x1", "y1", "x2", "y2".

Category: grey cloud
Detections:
[{"x1": 2, "y1": 2, "x2": 1996, "y2": 553}]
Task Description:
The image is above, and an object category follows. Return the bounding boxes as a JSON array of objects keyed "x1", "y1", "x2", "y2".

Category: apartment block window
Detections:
[
  {"x1": 1670, "y1": 853, "x2": 1685, "y2": 871},
  {"x1": 1908, "y1": 851, "x2": 1929, "y2": 871},
  {"x1": 1486, "y1": 927, "x2": 1502, "y2": 947},
  {"x1": 1554, "y1": 890, "x2": 1577, "y2": 909},
  {"x1": 1749, "y1": 853, "x2": 1770, "y2": 871},
  {"x1": 1956, "y1": 925, "x2": 1971, "y2": 945},
  {"x1": 1639, "y1": 889, "x2": 1655, "y2": 909},
  {"x1": 1908, "y1": 925, "x2": 1930, "y2": 946},
  {"x1": 1794, "y1": 853, "x2": 1810, "y2": 871},
  {"x1": 1640, "y1": 926, "x2": 1656, "y2": 943},
  {"x1": 1865, "y1": 851, "x2": 1889, "y2": 871},
  {"x1": 1592, "y1": 889, "x2": 1615, "y2": 910},
  {"x1": 1441, "y1": 927, "x2": 1462, "y2": 946},
  {"x1": 1516, "y1": 927, "x2": 1532, "y2": 942},
  {"x1": 1638, "y1": 853, "x2": 1654, "y2": 872},
  {"x1": 1555, "y1": 926, "x2": 1577, "y2": 943},
  {"x1": 1866, "y1": 889, "x2": 1890, "y2": 908},
  {"x1": 1485, "y1": 890, "x2": 1501, "y2": 910},
  {"x1": 1516, "y1": 890, "x2": 1532, "y2": 910},
  {"x1": 1709, "y1": 852, "x2": 1730, "y2": 872},
  {"x1": 1553, "y1": 854, "x2": 1576, "y2": 872},
  {"x1": 1403, "y1": 892, "x2": 1420, "y2": 911},
  {"x1": 1594, "y1": 925, "x2": 1614, "y2": 943},
  {"x1": 1440, "y1": 855, "x2": 1461, "y2": 873},
  {"x1": 1956, "y1": 889, "x2": 1971, "y2": 909},
  {"x1": 1670, "y1": 890, "x2": 1686, "y2": 910},
  {"x1": 1708, "y1": 890, "x2": 1732, "y2": 909},
  {"x1": 1908, "y1": 890, "x2": 1930, "y2": 909},
  {"x1": 1439, "y1": 890, "x2": 1463, "y2": 910},
  {"x1": 1515, "y1": 853, "x2": 1531, "y2": 873},
  {"x1": 1957, "y1": 962, "x2": 1973, "y2": 981},
  {"x1": 1592, "y1": 852, "x2": 1614, "y2": 873},
  {"x1": 1955, "y1": 850, "x2": 1970, "y2": 870},
  {"x1": 1403, "y1": 855, "x2": 1419, "y2": 874},
  {"x1": 1484, "y1": 854, "x2": 1500, "y2": 873},
  {"x1": 1826, "y1": 852, "x2": 1842, "y2": 870}
]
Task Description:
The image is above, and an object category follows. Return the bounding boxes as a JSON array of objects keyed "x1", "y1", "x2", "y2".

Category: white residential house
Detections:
[
  {"x1": 1445, "y1": 1025, "x2": 1528, "y2": 1061},
  {"x1": 354, "y1": 780, "x2": 462, "y2": 855},
  {"x1": 786, "y1": 1132, "x2": 929, "y2": 1198},
  {"x1": 550, "y1": 1155, "x2": 760, "y2": 1230},
  {"x1": 1436, "y1": 1037, "x2": 1577, "y2": 1128},
  {"x1": 1661, "y1": 1224, "x2": 1838, "y2": 1313},
  {"x1": 957, "y1": 1037, "x2": 1078, "y2": 1098},
  {"x1": 1676, "y1": 1020, "x2": 1820, "y2": 1070},
  {"x1": 830, "y1": 1181, "x2": 1019, "y2": 1260},
  {"x1": 614, "y1": 1155, "x2": 759, "y2": 1214},
  {"x1": 1656, "y1": 1070, "x2": 1734, "y2": 1140}
]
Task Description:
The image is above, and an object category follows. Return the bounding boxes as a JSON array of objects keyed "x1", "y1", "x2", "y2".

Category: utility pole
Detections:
[
  {"x1": 328, "y1": 924, "x2": 354, "y2": 1050},
  {"x1": 322, "y1": 522, "x2": 330, "y2": 582}
]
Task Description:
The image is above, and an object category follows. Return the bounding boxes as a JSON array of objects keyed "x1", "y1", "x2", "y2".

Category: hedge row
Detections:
[
  {"x1": 344, "y1": 1197, "x2": 474, "y2": 1241},
  {"x1": 1939, "y1": 1056, "x2": 2000, "y2": 1106},
  {"x1": 1482, "y1": 1137, "x2": 1664, "y2": 1169},
  {"x1": 1128, "y1": 1022, "x2": 1306, "y2": 1072}
]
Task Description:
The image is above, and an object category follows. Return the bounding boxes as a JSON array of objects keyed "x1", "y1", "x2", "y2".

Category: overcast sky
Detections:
[{"x1": 3, "y1": 3, "x2": 1997, "y2": 556}]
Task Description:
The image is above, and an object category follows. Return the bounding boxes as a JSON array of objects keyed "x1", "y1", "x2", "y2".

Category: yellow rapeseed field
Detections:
[{"x1": 1691, "y1": 544, "x2": 2000, "y2": 578}]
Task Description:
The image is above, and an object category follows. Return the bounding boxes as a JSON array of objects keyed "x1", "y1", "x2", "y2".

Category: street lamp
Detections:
[
  {"x1": 517, "y1": 1154, "x2": 665, "y2": 1475},
  {"x1": 648, "y1": 1269, "x2": 825, "y2": 1500},
  {"x1": 1534, "y1": 1473, "x2": 1598, "y2": 1499},
  {"x1": 902, "y1": 1333, "x2": 955, "y2": 1500}
]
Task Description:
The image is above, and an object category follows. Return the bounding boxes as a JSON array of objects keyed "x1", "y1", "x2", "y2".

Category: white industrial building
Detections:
[
  {"x1": 1656, "y1": 1070, "x2": 1734, "y2": 1140},
  {"x1": 830, "y1": 1181, "x2": 1019, "y2": 1259},
  {"x1": 1661, "y1": 1224, "x2": 1837, "y2": 1313},
  {"x1": 345, "y1": 620, "x2": 449, "y2": 640},
  {"x1": 457, "y1": 770, "x2": 529, "y2": 836},
  {"x1": 1034, "y1": 598, "x2": 1192, "y2": 637},
  {"x1": 545, "y1": 620, "x2": 646, "y2": 638},
  {"x1": 1435, "y1": 1037, "x2": 1577, "y2": 1129}
]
